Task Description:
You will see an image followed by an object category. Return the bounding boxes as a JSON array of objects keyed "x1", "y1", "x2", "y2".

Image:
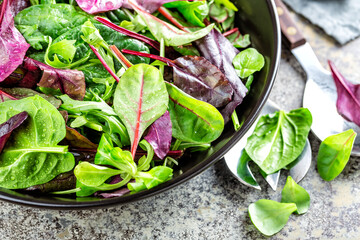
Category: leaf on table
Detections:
[
  {"x1": 0, "y1": 96, "x2": 75, "y2": 189},
  {"x1": 317, "y1": 129, "x2": 356, "y2": 181},
  {"x1": 0, "y1": 111, "x2": 28, "y2": 153},
  {"x1": 195, "y1": 29, "x2": 248, "y2": 123},
  {"x1": 166, "y1": 83, "x2": 224, "y2": 143},
  {"x1": 281, "y1": 176, "x2": 310, "y2": 214},
  {"x1": 144, "y1": 111, "x2": 172, "y2": 160},
  {"x1": 245, "y1": 108, "x2": 312, "y2": 175},
  {"x1": 248, "y1": 199, "x2": 297, "y2": 236},
  {"x1": 329, "y1": 60, "x2": 360, "y2": 127},
  {"x1": 0, "y1": 0, "x2": 30, "y2": 82}
]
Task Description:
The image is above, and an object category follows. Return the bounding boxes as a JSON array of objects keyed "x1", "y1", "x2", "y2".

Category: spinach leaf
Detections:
[
  {"x1": 0, "y1": 112, "x2": 28, "y2": 153},
  {"x1": 166, "y1": 83, "x2": 224, "y2": 143},
  {"x1": 233, "y1": 48, "x2": 265, "y2": 78},
  {"x1": 317, "y1": 129, "x2": 356, "y2": 181},
  {"x1": 281, "y1": 176, "x2": 310, "y2": 214},
  {"x1": 164, "y1": 1, "x2": 209, "y2": 27},
  {"x1": 245, "y1": 108, "x2": 312, "y2": 174},
  {"x1": 0, "y1": 96, "x2": 75, "y2": 189},
  {"x1": 248, "y1": 199, "x2": 297, "y2": 236},
  {"x1": 113, "y1": 64, "x2": 168, "y2": 158},
  {"x1": 129, "y1": 1, "x2": 214, "y2": 47}
]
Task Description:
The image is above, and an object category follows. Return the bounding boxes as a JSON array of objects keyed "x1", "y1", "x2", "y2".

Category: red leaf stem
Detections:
[
  {"x1": 89, "y1": 44, "x2": 120, "y2": 83},
  {"x1": 95, "y1": 16, "x2": 160, "y2": 51},
  {"x1": 110, "y1": 45, "x2": 133, "y2": 69},
  {"x1": 0, "y1": 89, "x2": 17, "y2": 101},
  {"x1": 0, "y1": 0, "x2": 8, "y2": 25},
  {"x1": 223, "y1": 28, "x2": 240, "y2": 37},
  {"x1": 158, "y1": 6, "x2": 190, "y2": 33},
  {"x1": 121, "y1": 49, "x2": 176, "y2": 67}
]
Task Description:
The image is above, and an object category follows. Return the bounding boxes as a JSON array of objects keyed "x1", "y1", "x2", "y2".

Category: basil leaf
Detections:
[
  {"x1": 281, "y1": 176, "x2": 310, "y2": 214},
  {"x1": 233, "y1": 48, "x2": 265, "y2": 78},
  {"x1": 0, "y1": 96, "x2": 75, "y2": 189},
  {"x1": 248, "y1": 199, "x2": 297, "y2": 236},
  {"x1": 245, "y1": 108, "x2": 312, "y2": 174},
  {"x1": 166, "y1": 83, "x2": 224, "y2": 143},
  {"x1": 317, "y1": 129, "x2": 357, "y2": 181},
  {"x1": 113, "y1": 64, "x2": 168, "y2": 157}
]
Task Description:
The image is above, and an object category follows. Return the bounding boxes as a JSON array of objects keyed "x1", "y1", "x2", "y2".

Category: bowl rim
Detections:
[{"x1": 0, "y1": 0, "x2": 281, "y2": 209}]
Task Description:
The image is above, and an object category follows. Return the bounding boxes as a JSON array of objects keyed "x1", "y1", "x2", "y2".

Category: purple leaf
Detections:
[
  {"x1": 144, "y1": 111, "x2": 172, "y2": 159},
  {"x1": 76, "y1": 0, "x2": 181, "y2": 14},
  {"x1": 195, "y1": 29, "x2": 248, "y2": 123},
  {"x1": 95, "y1": 187, "x2": 130, "y2": 198},
  {"x1": 0, "y1": 111, "x2": 28, "y2": 153},
  {"x1": 329, "y1": 60, "x2": 360, "y2": 127},
  {"x1": 65, "y1": 126, "x2": 98, "y2": 149},
  {"x1": 0, "y1": 0, "x2": 30, "y2": 82}
]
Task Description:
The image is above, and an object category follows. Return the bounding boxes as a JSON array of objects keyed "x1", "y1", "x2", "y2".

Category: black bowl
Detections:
[{"x1": 0, "y1": 0, "x2": 281, "y2": 209}]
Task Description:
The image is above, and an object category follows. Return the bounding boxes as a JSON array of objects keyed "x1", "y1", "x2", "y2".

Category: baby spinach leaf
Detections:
[
  {"x1": 233, "y1": 48, "x2": 265, "y2": 79},
  {"x1": 0, "y1": 112, "x2": 28, "y2": 153},
  {"x1": 166, "y1": 83, "x2": 224, "y2": 143},
  {"x1": 317, "y1": 129, "x2": 357, "y2": 181},
  {"x1": 0, "y1": 0, "x2": 30, "y2": 82},
  {"x1": 144, "y1": 111, "x2": 172, "y2": 160},
  {"x1": 329, "y1": 61, "x2": 360, "y2": 127},
  {"x1": 164, "y1": 1, "x2": 209, "y2": 27},
  {"x1": 245, "y1": 108, "x2": 312, "y2": 174},
  {"x1": 113, "y1": 64, "x2": 168, "y2": 158},
  {"x1": 248, "y1": 199, "x2": 297, "y2": 236},
  {"x1": 281, "y1": 176, "x2": 310, "y2": 214},
  {"x1": 0, "y1": 96, "x2": 75, "y2": 189},
  {"x1": 130, "y1": 1, "x2": 214, "y2": 47}
]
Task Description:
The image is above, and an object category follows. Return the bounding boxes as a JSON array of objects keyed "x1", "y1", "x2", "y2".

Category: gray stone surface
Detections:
[
  {"x1": 283, "y1": 0, "x2": 360, "y2": 45},
  {"x1": 1, "y1": 10, "x2": 360, "y2": 240}
]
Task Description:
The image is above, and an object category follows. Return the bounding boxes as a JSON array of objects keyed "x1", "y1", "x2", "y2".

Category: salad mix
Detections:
[{"x1": 0, "y1": 0, "x2": 264, "y2": 197}]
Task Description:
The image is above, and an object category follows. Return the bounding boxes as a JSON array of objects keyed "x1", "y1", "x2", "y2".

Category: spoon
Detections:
[
  {"x1": 223, "y1": 100, "x2": 312, "y2": 190},
  {"x1": 275, "y1": 0, "x2": 360, "y2": 156}
]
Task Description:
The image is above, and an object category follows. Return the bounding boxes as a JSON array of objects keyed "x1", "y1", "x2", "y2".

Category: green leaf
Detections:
[
  {"x1": 281, "y1": 176, "x2": 310, "y2": 214},
  {"x1": 113, "y1": 64, "x2": 168, "y2": 157},
  {"x1": 317, "y1": 129, "x2": 357, "y2": 181},
  {"x1": 74, "y1": 162, "x2": 121, "y2": 187},
  {"x1": 214, "y1": 0, "x2": 238, "y2": 11},
  {"x1": 164, "y1": 1, "x2": 209, "y2": 27},
  {"x1": 226, "y1": 33, "x2": 251, "y2": 49},
  {"x1": 248, "y1": 199, "x2": 297, "y2": 236},
  {"x1": 0, "y1": 96, "x2": 75, "y2": 189},
  {"x1": 245, "y1": 108, "x2": 312, "y2": 174},
  {"x1": 233, "y1": 48, "x2": 265, "y2": 78},
  {"x1": 137, "y1": 140, "x2": 154, "y2": 172},
  {"x1": 130, "y1": 2, "x2": 214, "y2": 46},
  {"x1": 166, "y1": 83, "x2": 224, "y2": 143}
]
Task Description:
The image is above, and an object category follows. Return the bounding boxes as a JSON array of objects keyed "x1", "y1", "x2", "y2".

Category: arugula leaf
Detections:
[
  {"x1": 164, "y1": 1, "x2": 209, "y2": 27},
  {"x1": 248, "y1": 200, "x2": 297, "y2": 236},
  {"x1": 166, "y1": 83, "x2": 224, "y2": 143},
  {"x1": 113, "y1": 64, "x2": 168, "y2": 158},
  {"x1": 245, "y1": 108, "x2": 312, "y2": 174},
  {"x1": 317, "y1": 129, "x2": 357, "y2": 181},
  {"x1": 0, "y1": 96, "x2": 75, "y2": 189},
  {"x1": 233, "y1": 48, "x2": 265, "y2": 78},
  {"x1": 281, "y1": 176, "x2": 310, "y2": 214}
]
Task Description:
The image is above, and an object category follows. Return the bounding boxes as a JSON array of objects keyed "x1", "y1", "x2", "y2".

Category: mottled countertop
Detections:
[{"x1": 1, "y1": 12, "x2": 360, "y2": 240}]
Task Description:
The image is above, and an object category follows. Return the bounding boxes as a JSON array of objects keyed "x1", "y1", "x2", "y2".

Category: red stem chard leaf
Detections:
[
  {"x1": 0, "y1": 0, "x2": 30, "y2": 82},
  {"x1": 224, "y1": 28, "x2": 251, "y2": 49},
  {"x1": 166, "y1": 83, "x2": 224, "y2": 143},
  {"x1": 65, "y1": 126, "x2": 98, "y2": 150},
  {"x1": 195, "y1": 29, "x2": 248, "y2": 123},
  {"x1": 113, "y1": 64, "x2": 168, "y2": 159},
  {"x1": 329, "y1": 60, "x2": 360, "y2": 127},
  {"x1": 0, "y1": 111, "x2": 28, "y2": 153},
  {"x1": 129, "y1": 0, "x2": 214, "y2": 47},
  {"x1": 317, "y1": 129, "x2": 357, "y2": 181},
  {"x1": 144, "y1": 111, "x2": 172, "y2": 160}
]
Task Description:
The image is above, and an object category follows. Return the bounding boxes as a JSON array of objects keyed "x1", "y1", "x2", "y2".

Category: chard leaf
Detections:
[
  {"x1": 281, "y1": 176, "x2": 310, "y2": 214},
  {"x1": 0, "y1": 0, "x2": 30, "y2": 82},
  {"x1": 164, "y1": 1, "x2": 208, "y2": 27},
  {"x1": 129, "y1": 1, "x2": 214, "y2": 47},
  {"x1": 0, "y1": 112, "x2": 28, "y2": 153},
  {"x1": 195, "y1": 29, "x2": 248, "y2": 123},
  {"x1": 144, "y1": 111, "x2": 172, "y2": 160},
  {"x1": 245, "y1": 108, "x2": 312, "y2": 174},
  {"x1": 329, "y1": 61, "x2": 360, "y2": 127},
  {"x1": 233, "y1": 48, "x2": 265, "y2": 79},
  {"x1": 225, "y1": 29, "x2": 251, "y2": 49},
  {"x1": 248, "y1": 199, "x2": 297, "y2": 236},
  {"x1": 317, "y1": 129, "x2": 356, "y2": 181},
  {"x1": 0, "y1": 96, "x2": 75, "y2": 189},
  {"x1": 113, "y1": 64, "x2": 168, "y2": 158},
  {"x1": 65, "y1": 126, "x2": 98, "y2": 149},
  {"x1": 166, "y1": 83, "x2": 224, "y2": 143}
]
